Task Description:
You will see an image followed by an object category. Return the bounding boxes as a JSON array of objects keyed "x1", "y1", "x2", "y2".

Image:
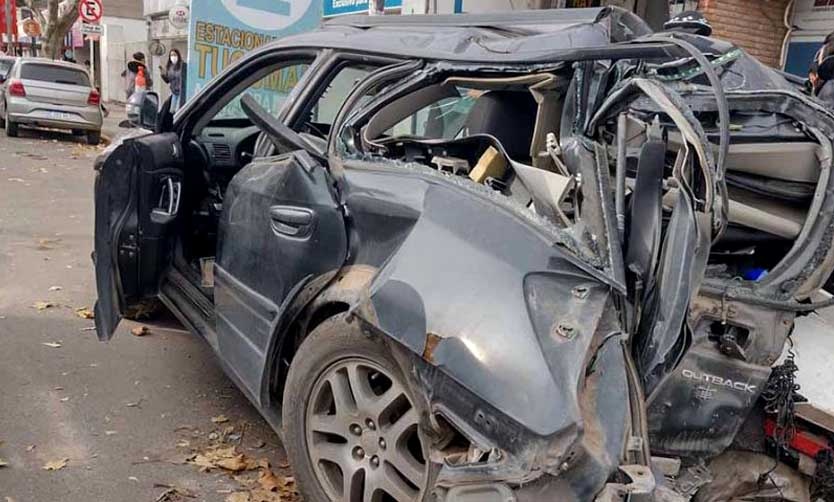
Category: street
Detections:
[{"x1": 0, "y1": 114, "x2": 295, "y2": 501}]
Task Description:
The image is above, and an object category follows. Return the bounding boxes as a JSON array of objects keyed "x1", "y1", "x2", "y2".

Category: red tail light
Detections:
[
  {"x1": 88, "y1": 89, "x2": 100, "y2": 106},
  {"x1": 8, "y1": 79, "x2": 25, "y2": 97}
]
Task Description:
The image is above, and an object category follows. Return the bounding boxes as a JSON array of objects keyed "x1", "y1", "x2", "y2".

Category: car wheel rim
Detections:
[{"x1": 305, "y1": 357, "x2": 427, "y2": 502}]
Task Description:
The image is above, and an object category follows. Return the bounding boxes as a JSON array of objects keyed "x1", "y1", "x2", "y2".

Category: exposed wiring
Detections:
[
  {"x1": 812, "y1": 449, "x2": 834, "y2": 501},
  {"x1": 758, "y1": 338, "x2": 800, "y2": 497}
]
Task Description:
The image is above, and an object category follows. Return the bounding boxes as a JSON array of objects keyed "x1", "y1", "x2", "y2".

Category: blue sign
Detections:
[
  {"x1": 323, "y1": 0, "x2": 402, "y2": 17},
  {"x1": 186, "y1": 0, "x2": 321, "y2": 101}
]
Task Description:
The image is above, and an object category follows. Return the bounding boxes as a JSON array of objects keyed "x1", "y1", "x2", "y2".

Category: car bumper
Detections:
[{"x1": 7, "y1": 99, "x2": 102, "y2": 131}]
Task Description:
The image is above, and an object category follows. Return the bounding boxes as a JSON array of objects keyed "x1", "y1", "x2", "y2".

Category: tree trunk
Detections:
[{"x1": 24, "y1": 0, "x2": 80, "y2": 60}]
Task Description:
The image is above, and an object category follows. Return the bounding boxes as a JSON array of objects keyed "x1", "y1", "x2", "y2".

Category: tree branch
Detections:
[
  {"x1": 21, "y1": 0, "x2": 47, "y2": 27},
  {"x1": 56, "y1": 0, "x2": 80, "y2": 28}
]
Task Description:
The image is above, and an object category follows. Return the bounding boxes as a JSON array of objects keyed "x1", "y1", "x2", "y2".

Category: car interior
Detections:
[
  {"x1": 173, "y1": 59, "x2": 379, "y2": 295},
  {"x1": 338, "y1": 68, "x2": 824, "y2": 285}
]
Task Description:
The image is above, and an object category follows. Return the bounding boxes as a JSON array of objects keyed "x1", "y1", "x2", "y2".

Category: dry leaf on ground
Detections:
[
  {"x1": 32, "y1": 301, "x2": 55, "y2": 310},
  {"x1": 75, "y1": 307, "x2": 94, "y2": 319},
  {"x1": 42, "y1": 458, "x2": 68, "y2": 471},
  {"x1": 130, "y1": 325, "x2": 150, "y2": 336},
  {"x1": 190, "y1": 446, "x2": 262, "y2": 473},
  {"x1": 211, "y1": 415, "x2": 230, "y2": 424},
  {"x1": 41, "y1": 342, "x2": 62, "y2": 348},
  {"x1": 0, "y1": 458, "x2": 8, "y2": 467},
  {"x1": 35, "y1": 238, "x2": 61, "y2": 250},
  {"x1": 226, "y1": 493, "x2": 250, "y2": 502},
  {"x1": 48, "y1": 286, "x2": 62, "y2": 291}
]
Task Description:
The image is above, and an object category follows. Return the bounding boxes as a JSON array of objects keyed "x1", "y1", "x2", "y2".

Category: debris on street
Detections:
[
  {"x1": 31, "y1": 301, "x2": 55, "y2": 311},
  {"x1": 41, "y1": 342, "x2": 62, "y2": 348},
  {"x1": 130, "y1": 325, "x2": 150, "y2": 337},
  {"x1": 75, "y1": 307, "x2": 94, "y2": 319},
  {"x1": 42, "y1": 458, "x2": 68, "y2": 471}
]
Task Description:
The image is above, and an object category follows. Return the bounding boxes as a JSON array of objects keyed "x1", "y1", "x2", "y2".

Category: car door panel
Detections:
[
  {"x1": 93, "y1": 132, "x2": 184, "y2": 339},
  {"x1": 215, "y1": 150, "x2": 346, "y2": 404}
]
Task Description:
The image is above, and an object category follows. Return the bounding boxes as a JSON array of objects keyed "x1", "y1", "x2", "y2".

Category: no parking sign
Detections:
[{"x1": 78, "y1": 0, "x2": 103, "y2": 23}]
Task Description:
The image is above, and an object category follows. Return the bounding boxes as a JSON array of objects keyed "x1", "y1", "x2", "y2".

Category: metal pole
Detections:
[
  {"x1": 90, "y1": 38, "x2": 95, "y2": 87},
  {"x1": 5, "y1": 0, "x2": 12, "y2": 53}
]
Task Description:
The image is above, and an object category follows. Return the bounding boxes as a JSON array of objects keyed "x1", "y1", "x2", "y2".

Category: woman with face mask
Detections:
[{"x1": 160, "y1": 49, "x2": 187, "y2": 112}]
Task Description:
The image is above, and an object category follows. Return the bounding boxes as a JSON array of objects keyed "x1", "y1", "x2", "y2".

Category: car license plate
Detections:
[{"x1": 48, "y1": 111, "x2": 73, "y2": 120}]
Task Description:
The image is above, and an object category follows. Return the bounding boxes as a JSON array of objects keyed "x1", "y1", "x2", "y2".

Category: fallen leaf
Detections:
[
  {"x1": 176, "y1": 439, "x2": 190, "y2": 448},
  {"x1": 80, "y1": 327, "x2": 96, "y2": 332},
  {"x1": 130, "y1": 325, "x2": 150, "y2": 337},
  {"x1": 189, "y1": 446, "x2": 261, "y2": 473},
  {"x1": 42, "y1": 342, "x2": 62, "y2": 348},
  {"x1": 125, "y1": 398, "x2": 144, "y2": 408},
  {"x1": 75, "y1": 307, "x2": 94, "y2": 320},
  {"x1": 48, "y1": 286, "x2": 62, "y2": 291},
  {"x1": 128, "y1": 476, "x2": 139, "y2": 482},
  {"x1": 251, "y1": 440, "x2": 266, "y2": 449},
  {"x1": 258, "y1": 468, "x2": 281, "y2": 492},
  {"x1": 42, "y1": 458, "x2": 69, "y2": 471},
  {"x1": 226, "y1": 493, "x2": 250, "y2": 502},
  {"x1": 104, "y1": 430, "x2": 118, "y2": 436},
  {"x1": 59, "y1": 397, "x2": 69, "y2": 402},
  {"x1": 26, "y1": 445, "x2": 35, "y2": 452},
  {"x1": 0, "y1": 458, "x2": 8, "y2": 467},
  {"x1": 211, "y1": 415, "x2": 230, "y2": 424},
  {"x1": 35, "y1": 238, "x2": 61, "y2": 250},
  {"x1": 32, "y1": 301, "x2": 55, "y2": 310}
]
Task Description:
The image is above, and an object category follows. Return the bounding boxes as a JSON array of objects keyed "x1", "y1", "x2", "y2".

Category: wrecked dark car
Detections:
[{"x1": 93, "y1": 7, "x2": 834, "y2": 501}]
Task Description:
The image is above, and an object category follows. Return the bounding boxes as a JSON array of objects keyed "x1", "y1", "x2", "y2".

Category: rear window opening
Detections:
[
  {"x1": 20, "y1": 63, "x2": 90, "y2": 87},
  {"x1": 343, "y1": 69, "x2": 826, "y2": 285}
]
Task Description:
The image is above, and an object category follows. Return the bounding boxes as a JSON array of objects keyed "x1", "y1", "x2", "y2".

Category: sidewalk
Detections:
[{"x1": 101, "y1": 102, "x2": 126, "y2": 143}]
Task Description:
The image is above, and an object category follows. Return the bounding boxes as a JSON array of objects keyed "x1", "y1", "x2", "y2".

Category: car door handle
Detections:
[
  {"x1": 269, "y1": 205, "x2": 314, "y2": 237},
  {"x1": 151, "y1": 177, "x2": 181, "y2": 224}
]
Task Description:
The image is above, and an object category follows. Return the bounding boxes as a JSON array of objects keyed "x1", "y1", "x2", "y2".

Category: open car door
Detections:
[{"x1": 93, "y1": 132, "x2": 184, "y2": 340}]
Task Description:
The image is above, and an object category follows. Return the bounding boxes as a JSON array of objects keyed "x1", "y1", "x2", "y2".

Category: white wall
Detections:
[
  {"x1": 101, "y1": 16, "x2": 148, "y2": 103},
  {"x1": 144, "y1": 0, "x2": 181, "y2": 16}
]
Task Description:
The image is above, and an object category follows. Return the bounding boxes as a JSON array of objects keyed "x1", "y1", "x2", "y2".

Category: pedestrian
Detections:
[
  {"x1": 121, "y1": 52, "x2": 152, "y2": 101},
  {"x1": 811, "y1": 35, "x2": 834, "y2": 108},
  {"x1": 159, "y1": 48, "x2": 187, "y2": 112}
]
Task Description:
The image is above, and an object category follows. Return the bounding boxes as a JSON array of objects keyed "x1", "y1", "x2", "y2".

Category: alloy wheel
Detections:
[{"x1": 305, "y1": 358, "x2": 427, "y2": 502}]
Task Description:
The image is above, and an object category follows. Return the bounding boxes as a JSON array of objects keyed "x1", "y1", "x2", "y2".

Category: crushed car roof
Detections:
[{"x1": 265, "y1": 7, "x2": 653, "y2": 63}]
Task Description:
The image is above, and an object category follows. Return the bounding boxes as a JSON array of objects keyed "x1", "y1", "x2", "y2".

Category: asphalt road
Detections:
[{"x1": 0, "y1": 116, "x2": 294, "y2": 501}]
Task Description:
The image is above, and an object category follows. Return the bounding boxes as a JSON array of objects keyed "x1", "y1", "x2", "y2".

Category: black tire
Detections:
[
  {"x1": 6, "y1": 116, "x2": 18, "y2": 137},
  {"x1": 283, "y1": 314, "x2": 430, "y2": 502},
  {"x1": 86, "y1": 130, "x2": 101, "y2": 145},
  {"x1": 123, "y1": 298, "x2": 164, "y2": 321},
  {"x1": 0, "y1": 109, "x2": 6, "y2": 128},
  {"x1": 71, "y1": 129, "x2": 84, "y2": 136}
]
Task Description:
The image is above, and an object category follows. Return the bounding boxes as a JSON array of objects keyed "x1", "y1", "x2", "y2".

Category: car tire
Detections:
[
  {"x1": 0, "y1": 110, "x2": 6, "y2": 129},
  {"x1": 5, "y1": 116, "x2": 18, "y2": 137},
  {"x1": 283, "y1": 313, "x2": 430, "y2": 502},
  {"x1": 86, "y1": 130, "x2": 101, "y2": 145},
  {"x1": 72, "y1": 129, "x2": 84, "y2": 136}
]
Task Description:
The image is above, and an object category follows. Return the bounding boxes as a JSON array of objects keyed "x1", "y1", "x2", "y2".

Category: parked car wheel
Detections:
[
  {"x1": 72, "y1": 129, "x2": 84, "y2": 136},
  {"x1": 283, "y1": 314, "x2": 429, "y2": 502},
  {"x1": 86, "y1": 130, "x2": 101, "y2": 145},
  {"x1": 5, "y1": 116, "x2": 18, "y2": 137},
  {"x1": 0, "y1": 109, "x2": 6, "y2": 128}
]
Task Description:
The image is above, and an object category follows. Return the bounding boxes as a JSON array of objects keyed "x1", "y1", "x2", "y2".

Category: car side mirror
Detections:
[
  {"x1": 818, "y1": 55, "x2": 834, "y2": 82},
  {"x1": 126, "y1": 90, "x2": 159, "y2": 130}
]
